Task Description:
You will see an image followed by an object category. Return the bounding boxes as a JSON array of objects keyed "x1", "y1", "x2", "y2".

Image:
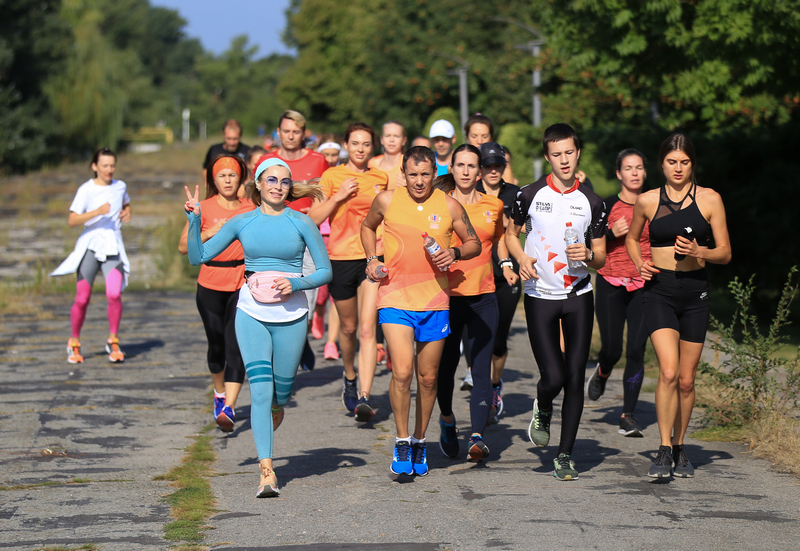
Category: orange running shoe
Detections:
[
  {"x1": 376, "y1": 344, "x2": 387, "y2": 365},
  {"x1": 323, "y1": 341, "x2": 339, "y2": 360},
  {"x1": 67, "y1": 339, "x2": 84, "y2": 364},
  {"x1": 105, "y1": 337, "x2": 125, "y2": 363},
  {"x1": 311, "y1": 311, "x2": 324, "y2": 339}
]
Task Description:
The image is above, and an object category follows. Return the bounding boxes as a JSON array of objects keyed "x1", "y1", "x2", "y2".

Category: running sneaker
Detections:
[
  {"x1": 213, "y1": 394, "x2": 225, "y2": 421},
  {"x1": 216, "y1": 405, "x2": 235, "y2": 432},
  {"x1": 672, "y1": 445, "x2": 695, "y2": 478},
  {"x1": 354, "y1": 396, "x2": 375, "y2": 422},
  {"x1": 105, "y1": 337, "x2": 125, "y2": 363},
  {"x1": 391, "y1": 441, "x2": 413, "y2": 475},
  {"x1": 323, "y1": 341, "x2": 339, "y2": 360},
  {"x1": 648, "y1": 445, "x2": 674, "y2": 478},
  {"x1": 376, "y1": 344, "x2": 387, "y2": 365},
  {"x1": 311, "y1": 311, "x2": 324, "y2": 339},
  {"x1": 341, "y1": 376, "x2": 359, "y2": 412},
  {"x1": 618, "y1": 413, "x2": 644, "y2": 437},
  {"x1": 256, "y1": 461, "x2": 280, "y2": 498},
  {"x1": 467, "y1": 435, "x2": 490, "y2": 462},
  {"x1": 527, "y1": 399, "x2": 552, "y2": 447},
  {"x1": 439, "y1": 417, "x2": 459, "y2": 458},
  {"x1": 300, "y1": 340, "x2": 315, "y2": 372},
  {"x1": 411, "y1": 441, "x2": 428, "y2": 476},
  {"x1": 585, "y1": 364, "x2": 607, "y2": 401},
  {"x1": 489, "y1": 380, "x2": 504, "y2": 424},
  {"x1": 553, "y1": 453, "x2": 579, "y2": 481},
  {"x1": 66, "y1": 338, "x2": 84, "y2": 364},
  {"x1": 459, "y1": 368, "x2": 473, "y2": 391},
  {"x1": 271, "y1": 405, "x2": 284, "y2": 431}
]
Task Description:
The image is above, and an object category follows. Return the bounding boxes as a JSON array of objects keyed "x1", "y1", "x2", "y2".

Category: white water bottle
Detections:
[
  {"x1": 564, "y1": 222, "x2": 581, "y2": 269},
  {"x1": 422, "y1": 232, "x2": 448, "y2": 272},
  {"x1": 375, "y1": 265, "x2": 389, "y2": 279}
]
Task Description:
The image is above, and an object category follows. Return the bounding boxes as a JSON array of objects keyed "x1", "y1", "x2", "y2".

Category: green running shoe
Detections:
[
  {"x1": 527, "y1": 399, "x2": 552, "y2": 447},
  {"x1": 553, "y1": 453, "x2": 579, "y2": 481}
]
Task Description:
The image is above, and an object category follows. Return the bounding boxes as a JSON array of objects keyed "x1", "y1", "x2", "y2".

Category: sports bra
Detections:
[{"x1": 648, "y1": 183, "x2": 711, "y2": 248}]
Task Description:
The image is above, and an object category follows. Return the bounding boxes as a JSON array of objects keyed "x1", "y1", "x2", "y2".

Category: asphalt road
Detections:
[{"x1": 1, "y1": 290, "x2": 798, "y2": 551}]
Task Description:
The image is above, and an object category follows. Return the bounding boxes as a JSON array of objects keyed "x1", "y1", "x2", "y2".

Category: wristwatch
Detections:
[
  {"x1": 366, "y1": 255, "x2": 379, "y2": 264},
  {"x1": 453, "y1": 247, "x2": 462, "y2": 261},
  {"x1": 587, "y1": 249, "x2": 595, "y2": 262}
]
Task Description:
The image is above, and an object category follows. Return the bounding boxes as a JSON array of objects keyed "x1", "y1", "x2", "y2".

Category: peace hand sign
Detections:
[{"x1": 184, "y1": 185, "x2": 200, "y2": 216}]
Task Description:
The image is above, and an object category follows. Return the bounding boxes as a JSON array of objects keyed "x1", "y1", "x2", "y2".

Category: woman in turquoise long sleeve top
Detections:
[{"x1": 185, "y1": 158, "x2": 331, "y2": 498}]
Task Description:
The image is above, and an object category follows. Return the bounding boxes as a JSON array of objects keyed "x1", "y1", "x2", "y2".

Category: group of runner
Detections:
[{"x1": 52, "y1": 109, "x2": 731, "y2": 496}]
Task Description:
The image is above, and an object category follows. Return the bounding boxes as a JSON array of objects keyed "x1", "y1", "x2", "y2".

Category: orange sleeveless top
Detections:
[
  {"x1": 197, "y1": 196, "x2": 256, "y2": 292},
  {"x1": 377, "y1": 187, "x2": 453, "y2": 311},
  {"x1": 448, "y1": 193, "x2": 504, "y2": 296}
]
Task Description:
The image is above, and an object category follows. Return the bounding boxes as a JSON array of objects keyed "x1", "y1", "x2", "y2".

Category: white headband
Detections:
[{"x1": 318, "y1": 142, "x2": 341, "y2": 152}]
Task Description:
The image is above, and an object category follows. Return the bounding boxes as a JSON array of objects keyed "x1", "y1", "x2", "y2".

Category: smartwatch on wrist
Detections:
[{"x1": 453, "y1": 247, "x2": 461, "y2": 261}]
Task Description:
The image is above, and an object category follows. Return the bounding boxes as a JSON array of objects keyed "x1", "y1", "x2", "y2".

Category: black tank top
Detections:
[{"x1": 648, "y1": 183, "x2": 711, "y2": 248}]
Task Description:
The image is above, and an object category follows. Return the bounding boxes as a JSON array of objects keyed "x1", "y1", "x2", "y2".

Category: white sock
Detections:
[
  {"x1": 214, "y1": 391, "x2": 225, "y2": 399},
  {"x1": 411, "y1": 437, "x2": 425, "y2": 445},
  {"x1": 396, "y1": 437, "x2": 411, "y2": 444}
]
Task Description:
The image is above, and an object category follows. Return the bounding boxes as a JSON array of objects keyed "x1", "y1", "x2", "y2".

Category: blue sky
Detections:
[{"x1": 150, "y1": 0, "x2": 295, "y2": 58}]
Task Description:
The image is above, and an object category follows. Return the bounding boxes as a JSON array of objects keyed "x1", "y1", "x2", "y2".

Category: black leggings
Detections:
[
  {"x1": 595, "y1": 276, "x2": 646, "y2": 414},
  {"x1": 493, "y1": 276, "x2": 522, "y2": 357},
  {"x1": 438, "y1": 294, "x2": 498, "y2": 434},
  {"x1": 524, "y1": 292, "x2": 594, "y2": 455},
  {"x1": 195, "y1": 283, "x2": 245, "y2": 385}
]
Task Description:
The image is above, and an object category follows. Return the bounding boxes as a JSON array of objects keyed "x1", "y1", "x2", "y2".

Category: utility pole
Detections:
[{"x1": 432, "y1": 52, "x2": 471, "y2": 132}]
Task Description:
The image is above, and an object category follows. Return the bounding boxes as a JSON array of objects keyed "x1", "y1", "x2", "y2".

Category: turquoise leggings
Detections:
[{"x1": 235, "y1": 310, "x2": 308, "y2": 459}]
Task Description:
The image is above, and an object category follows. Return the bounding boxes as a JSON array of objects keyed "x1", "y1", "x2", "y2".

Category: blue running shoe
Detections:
[
  {"x1": 411, "y1": 441, "x2": 428, "y2": 476},
  {"x1": 391, "y1": 441, "x2": 413, "y2": 475},
  {"x1": 216, "y1": 405, "x2": 235, "y2": 433},
  {"x1": 342, "y1": 376, "x2": 359, "y2": 412},
  {"x1": 213, "y1": 394, "x2": 225, "y2": 421},
  {"x1": 354, "y1": 396, "x2": 375, "y2": 422}
]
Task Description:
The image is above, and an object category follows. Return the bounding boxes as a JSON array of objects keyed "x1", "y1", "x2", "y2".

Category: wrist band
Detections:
[
  {"x1": 453, "y1": 247, "x2": 461, "y2": 261},
  {"x1": 500, "y1": 261, "x2": 513, "y2": 269},
  {"x1": 366, "y1": 255, "x2": 379, "y2": 264}
]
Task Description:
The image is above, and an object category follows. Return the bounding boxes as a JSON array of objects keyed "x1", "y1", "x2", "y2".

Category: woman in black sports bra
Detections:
[{"x1": 626, "y1": 133, "x2": 731, "y2": 479}]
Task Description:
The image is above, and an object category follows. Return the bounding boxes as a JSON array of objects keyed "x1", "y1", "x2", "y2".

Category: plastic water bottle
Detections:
[
  {"x1": 564, "y1": 222, "x2": 581, "y2": 269},
  {"x1": 674, "y1": 226, "x2": 694, "y2": 261},
  {"x1": 375, "y1": 265, "x2": 389, "y2": 279},
  {"x1": 422, "y1": 232, "x2": 448, "y2": 272}
]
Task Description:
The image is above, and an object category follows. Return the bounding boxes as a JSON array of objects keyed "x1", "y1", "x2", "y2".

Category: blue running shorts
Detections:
[{"x1": 379, "y1": 308, "x2": 451, "y2": 342}]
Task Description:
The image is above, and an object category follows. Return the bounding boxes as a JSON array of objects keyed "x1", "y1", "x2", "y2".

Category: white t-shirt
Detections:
[{"x1": 70, "y1": 179, "x2": 130, "y2": 230}]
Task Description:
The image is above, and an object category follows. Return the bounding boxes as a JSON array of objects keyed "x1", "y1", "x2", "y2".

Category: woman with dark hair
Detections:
[
  {"x1": 434, "y1": 144, "x2": 504, "y2": 461},
  {"x1": 184, "y1": 158, "x2": 331, "y2": 497},
  {"x1": 308, "y1": 122, "x2": 389, "y2": 422},
  {"x1": 464, "y1": 113, "x2": 516, "y2": 186},
  {"x1": 179, "y1": 153, "x2": 254, "y2": 431},
  {"x1": 586, "y1": 149, "x2": 650, "y2": 437},
  {"x1": 627, "y1": 134, "x2": 731, "y2": 478},
  {"x1": 51, "y1": 148, "x2": 131, "y2": 364}
]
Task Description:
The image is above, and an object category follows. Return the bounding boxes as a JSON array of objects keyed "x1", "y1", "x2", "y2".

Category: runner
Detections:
[
  {"x1": 178, "y1": 153, "x2": 254, "y2": 431},
  {"x1": 585, "y1": 149, "x2": 651, "y2": 438},
  {"x1": 261, "y1": 110, "x2": 329, "y2": 181},
  {"x1": 476, "y1": 142, "x2": 521, "y2": 424},
  {"x1": 51, "y1": 148, "x2": 131, "y2": 364},
  {"x1": 202, "y1": 119, "x2": 250, "y2": 183},
  {"x1": 361, "y1": 145, "x2": 481, "y2": 476},
  {"x1": 463, "y1": 113, "x2": 516, "y2": 185},
  {"x1": 433, "y1": 145, "x2": 504, "y2": 462},
  {"x1": 429, "y1": 119, "x2": 457, "y2": 176},
  {"x1": 626, "y1": 134, "x2": 731, "y2": 478},
  {"x1": 184, "y1": 158, "x2": 331, "y2": 498},
  {"x1": 411, "y1": 136, "x2": 431, "y2": 148},
  {"x1": 369, "y1": 121, "x2": 407, "y2": 190},
  {"x1": 308, "y1": 122, "x2": 388, "y2": 422},
  {"x1": 506, "y1": 123, "x2": 607, "y2": 481}
]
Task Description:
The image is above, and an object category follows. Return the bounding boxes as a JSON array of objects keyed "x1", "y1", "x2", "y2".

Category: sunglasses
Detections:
[{"x1": 263, "y1": 176, "x2": 292, "y2": 189}]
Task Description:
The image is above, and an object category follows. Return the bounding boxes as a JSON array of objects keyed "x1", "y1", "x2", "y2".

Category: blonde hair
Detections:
[
  {"x1": 279, "y1": 109, "x2": 307, "y2": 132},
  {"x1": 289, "y1": 178, "x2": 324, "y2": 202}
]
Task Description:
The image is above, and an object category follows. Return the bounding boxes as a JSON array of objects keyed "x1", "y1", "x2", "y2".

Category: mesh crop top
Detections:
[{"x1": 648, "y1": 183, "x2": 711, "y2": 248}]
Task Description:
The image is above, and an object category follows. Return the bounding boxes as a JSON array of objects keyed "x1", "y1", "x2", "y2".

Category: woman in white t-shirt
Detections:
[{"x1": 51, "y1": 148, "x2": 131, "y2": 364}]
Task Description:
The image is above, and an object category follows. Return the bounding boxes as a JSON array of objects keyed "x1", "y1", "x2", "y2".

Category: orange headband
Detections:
[{"x1": 212, "y1": 157, "x2": 242, "y2": 178}]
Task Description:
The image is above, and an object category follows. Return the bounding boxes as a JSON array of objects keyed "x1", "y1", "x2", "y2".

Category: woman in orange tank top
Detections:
[{"x1": 179, "y1": 154, "x2": 255, "y2": 432}]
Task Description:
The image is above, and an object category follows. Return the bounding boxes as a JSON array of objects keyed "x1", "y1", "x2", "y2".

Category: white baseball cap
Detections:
[{"x1": 429, "y1": 119, "x2": 455, "y2": 139}]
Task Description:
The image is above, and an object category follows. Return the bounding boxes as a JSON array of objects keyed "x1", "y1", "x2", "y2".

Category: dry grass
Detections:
[{"x1": 747, "y1": 412, "x2": 800, "y2": 476}]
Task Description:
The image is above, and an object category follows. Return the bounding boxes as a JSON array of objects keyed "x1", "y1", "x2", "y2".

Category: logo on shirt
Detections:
[
  {"x1": 700, "y1": 291, "x2": 708, "y2": 300},
  {"x1": 484, "y1": 210, "x2": 494, "y2": 223},
  {"x1": 429, "y1": 214, "x2": 441, "y2": 229},
  {"x1": 535, "y1": 201, "x2": 552, "y2": 213},
  {"x1": 373, "y1": 184, "x2": 382, "y2": 194}
]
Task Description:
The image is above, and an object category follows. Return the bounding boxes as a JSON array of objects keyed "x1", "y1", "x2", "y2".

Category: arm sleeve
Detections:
[
  {"x1": 588, "y1": 198, "x2": 607, "y2": 241},
  {"x1": 186, "y1": 209, "x2": 239, "y2": 265},
  {"x1": 510, "y1": 188, "x2": 528, "y2": 227},
  {"x1": 287, "y1": 215, "x2": 332, "y2": 292}
]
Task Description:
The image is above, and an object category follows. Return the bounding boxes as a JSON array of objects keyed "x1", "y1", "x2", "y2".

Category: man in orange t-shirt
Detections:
[
  {"x1": 260, "y1": 110, "x2": 328, "y2": 182},
  {"x1": 361, "y1": 146, "x2": 480, "y2": 477}
]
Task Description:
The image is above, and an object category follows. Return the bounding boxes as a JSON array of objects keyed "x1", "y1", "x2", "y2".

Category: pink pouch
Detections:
[{"x1": 246, "y1": 271, "x2": 291, "y2": 304}]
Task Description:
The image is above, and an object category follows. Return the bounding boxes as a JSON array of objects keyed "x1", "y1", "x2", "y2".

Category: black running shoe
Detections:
[
  {"x1": 618, "y1": 413, "x2": 643, "y2": 437},
  {"x1": 648, "y1": 445, "x2": 674, "y2": 478},
  {"x1": 672, "y1": 445, "x2": 695, "y2": 478},
  {"x1": 354, "y1": 396, "x2": 375, "y2": 422},
  {"x1": 300, "y1": 340, "x2": 315, "y2": 372},
  {"x1": 341, "y1": 376, "x2": 358, "y2": 412},
  {"x1": 438, "y1": 417, "x2": 459, "y2": 458},
  {"x1": 585, "y1": 364, "x2": 608, "y2": 401}
]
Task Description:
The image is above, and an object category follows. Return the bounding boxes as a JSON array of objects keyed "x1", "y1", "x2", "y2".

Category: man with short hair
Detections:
[
  {"x1": 361, "y1": 146, "x2": 481, "y2": 477},
  {"x1": 411, "y1": 135, "x2": 431, "y2": 149},
  {"x1": 202, "y1": 119, "x2": 250, "y2": 182},
  {"x1": 260, "y1": 110, "x2": 329, "y2": 181},
  {"x1": 428, "y1": 120, "x2": 456, "y2": 177}
]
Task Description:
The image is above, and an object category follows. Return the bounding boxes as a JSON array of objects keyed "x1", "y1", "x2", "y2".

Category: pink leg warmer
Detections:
[
  {"x1": 105, "y1": 269, "x2": 124, "y2": 335},
  {"x1": 70, "y1": 280, "x2": 92, "y2": 339}
]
